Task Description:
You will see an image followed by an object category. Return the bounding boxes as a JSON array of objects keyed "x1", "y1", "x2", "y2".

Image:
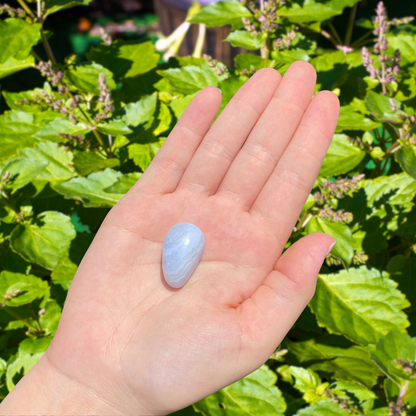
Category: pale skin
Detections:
[{"x1": 0, "y1": 61, "x2": 340, "y2": 415}]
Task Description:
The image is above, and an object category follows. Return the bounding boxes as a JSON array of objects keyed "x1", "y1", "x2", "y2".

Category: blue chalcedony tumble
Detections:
[{"x1": 162, "y1": 223, "x2": 205, "y2": 289}]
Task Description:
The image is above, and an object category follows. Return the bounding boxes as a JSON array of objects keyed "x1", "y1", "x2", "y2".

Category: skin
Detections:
[{"x1": 0, "y1": 62, "x2": 340, "y2": 415}]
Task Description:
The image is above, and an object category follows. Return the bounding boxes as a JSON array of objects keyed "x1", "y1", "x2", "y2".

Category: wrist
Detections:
[{"x1": 0, "y1": 353, "x2": 128, "y2": 415}]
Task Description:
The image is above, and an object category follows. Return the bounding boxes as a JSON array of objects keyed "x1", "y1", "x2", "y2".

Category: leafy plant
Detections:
[{"x1": 0, "y1": 0, "x2": 416, "y2": 414}]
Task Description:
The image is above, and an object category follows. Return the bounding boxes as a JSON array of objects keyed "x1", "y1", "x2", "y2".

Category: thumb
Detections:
[{"x1": 238, "y1": 233, "x2": 335, "y2": 364}]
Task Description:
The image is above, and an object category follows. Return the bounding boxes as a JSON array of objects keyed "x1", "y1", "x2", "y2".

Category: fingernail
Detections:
[
  {"x1": 212, "y1": 86, "x2": 222, "y2": 94},
  {"x1": 326, "y1": 239, "x2": 336, "y2": 256}
]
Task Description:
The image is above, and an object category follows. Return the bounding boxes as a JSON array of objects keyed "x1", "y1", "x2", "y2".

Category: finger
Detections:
[
  {"x1": 237, "y1": 233, "x2": 335, "y2": 363},
  {"x1": 131, "y1": 86, "x2": 222, "y2": 195},
  {"x1": 176, "y1": 68, "x2": 281, "y2": 196},
  {"x1": 216, "y1": 61, "x2": 316, "y2": 209},
  {"x1": 251, "y1": 91, "x2": 340, "y2": 244}
]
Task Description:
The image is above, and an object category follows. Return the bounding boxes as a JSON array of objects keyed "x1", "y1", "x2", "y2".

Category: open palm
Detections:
[{"x1": 41, "y1": 62, "x2": 339, "y2": 415}]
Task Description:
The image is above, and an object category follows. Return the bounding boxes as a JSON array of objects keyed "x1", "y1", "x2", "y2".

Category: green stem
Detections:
[
  {"x1": 1, "y1": 306, "x2": 38, "y2": 330},
  {"x1": 351, "y1": 30, "x2": 373, "y2": 49},
  {"x1": 264, "y1": 34, "x2": 271, "y2": 68},
  {"x1": 351, "y1": 39, "x2": 374, "y2": 49},
  {"x1": 298, "y1": 23, "x2": 338, "y2": 47},
  {"x1": 328, "y1": 22, "x2": 343, "y2": 45},
  {"x1": 344, "y1": 3, "x2": 358, "y2": 46},
  {"x1": 40, "y1": 29, "x2": 56, "y2": 64},
  {"x1": 31, "y1": 49, "x2": 43, "y2": 62},
  {"x1": 16, "y1": 0, "x2": 35, "y2": 18},
  {"x1": 385, "y1": 140, "x2": 400, "y2": 155},
  {"x1": 401, "y1": 384, "x2": 415, "y2": 402}
]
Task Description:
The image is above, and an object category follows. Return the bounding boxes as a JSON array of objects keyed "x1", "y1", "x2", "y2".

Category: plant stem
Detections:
[
  {"x1": 36, "y1": 0, "x2": 41, "y2": 18},
  {"x1": 352, "y1": 39, "x2": 374, "y2": 49},
  {"x1": 26, "y1": 0, "x2": 108, "y2": 155},
  {"x1": 328, "y1": 22, "x2": 343, "y2": 45},
  {"x1": 387, "y1": 244, "x2": 405, "y2": 253},
  {"x1": 400, "y1": 381, "x2": 412, "y2": 401},
  {"x1": 344, "y1": 3, "x2": 358, "y2": 46},
  {"x1": 40, "y1": 29, "x2": 57, "y2": 64},
  {"x1": 385, "y1": 140, "x2": 400, "y2": 154},
  {"x1": 1, "y1": 306, "x2": 38, "y2": 331},
  {"x1": 298, "y1": 23, "x2": 338, "y2": 47},
  {"x1": 16, "y1": 0, "x2": 35, "y2": 18},
  {"x1": 192, "y1": 24, "x2": 206, "y2": 58},
  {"x1": 264, "y1": 34, "x2": 271, "y2": 67},
  {"x1": 351, "y1": 30, "x2": 373, "y2": 49},
  {"x1": 0, "y1": 195, "x2": 18, "y2": 213}
]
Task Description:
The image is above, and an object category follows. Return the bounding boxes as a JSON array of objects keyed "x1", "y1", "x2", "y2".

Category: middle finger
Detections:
[{"x1": 215, "y1": 61, "x2": 316, "y2": 210}]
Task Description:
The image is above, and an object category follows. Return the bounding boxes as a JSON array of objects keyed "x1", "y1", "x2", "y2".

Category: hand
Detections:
[{"x1": 0, "y1": 62, "x2": 339, "y2": 415}]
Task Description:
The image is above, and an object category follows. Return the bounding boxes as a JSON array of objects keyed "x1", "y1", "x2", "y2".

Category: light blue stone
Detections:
[{"x1": 162, "y1": 223, "x2": 205, "y2": 288}]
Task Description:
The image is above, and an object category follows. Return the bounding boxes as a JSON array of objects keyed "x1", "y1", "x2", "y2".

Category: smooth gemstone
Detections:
[{"x1": 162, "y1": 223, "x2": 205, "y2": 289}]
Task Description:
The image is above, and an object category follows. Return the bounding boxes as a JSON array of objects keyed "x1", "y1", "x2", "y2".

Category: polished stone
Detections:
[{"x1": 162, "y1": 223, "x2": 205, "y2": 289}]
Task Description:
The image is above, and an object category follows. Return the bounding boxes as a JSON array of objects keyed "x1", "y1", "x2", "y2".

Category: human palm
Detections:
[{"x1": 6, "y1": 62, "x2": 340, "y2": 415}]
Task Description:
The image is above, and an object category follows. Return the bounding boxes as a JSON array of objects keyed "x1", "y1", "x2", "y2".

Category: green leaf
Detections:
[
  {"x1": 225, "y1": 31, "x2": 267, "y2": 50},
  {"x1": 279, "y1": 0, "x2": 360, "y2": 23},
  {"x1": 169, "y1": 93, "x2": 197, "y2": 120},
  {"x1": 6, "y1": 337, "x2": 51, "y2": 391},
  {"x1": 128, "y1": 140, "x2": 164, "y2": 171},
  {"x1": 189, "y1": 1, "x2": 252, "y2": 28},
  {"x1": 19, "y1": 141, "x2": 76, "y2": 188},
  {"x1": 65, "y1": 62, "x2": 116, "y2": 95},
  {"x1": 0, "y1": 55, "x2": 35, "y2": 79},
  {"x1": 365, "y1": 91, "x2": 402, "y2": 122},
  {"x1": 34, "y1": 118, "x2": 89, "y2": 142},
  {"x1": 3, "y1": 87, "x2": 58, "y2": 112},
  {"x1": 386, "y1": 32, "x2": 416, "y2": 67},
  {"x1": 387, "y1": 255, "x2": 416, "y2": 312},
  {"x1": 286, "y1": 336, "x2": 381, "y2": 388},
  {"x1": 371, "y1": 331, "x2": 416, "y2": 384},
  {"x1": 0, "y1": 271, "x2": 50, "y2": 307},
  {"x1": 362, "y1": 173, "x2": 416, "y2": 210},
  {"x1": 45, "y1": 0, "x2": 93, "y2": 16},
  {"x1": 310, "y1": 266, "x2": 410, "y2": 345},
  {"x1": 306, "y1": 218, "x2": 353, "y2": 265},
  {"x1": 51, "y1": 256, "x2": 78, "y2": 290},
  {"x1": 55, "y1": 168, "x2": 123, "y2": 207},
  {"x1": 73, "y1": 151, "x2": 120, "y2": 176},
  {"x1": 234, "y1": 54, "x2": 264, "y2": 71},
  {"x1": 11, "y1": 211, "x2": 76, "y2": 270},
  {"x1": 336, "y1": 105, "x2": 381, "y2": 132},
  {"x1": 122, "y1": 93, "x2": 158, "y2": 127},
  {"x1": 288, "y1": 367, "x2": 321, "y2": 394},
  {"x1": 104, "y1": 172, "x2": 142, "y2": 194},
  {"x1": 86, "y1": 40, "x2": 159, "y2": 82},
  {"x1": 311, "y1": 50, "x2": 362, "y2": 73},
  {"x1": 0, "y1": 19, "x2": 41, "y2": 64},
  {"x1": 39, "y1": 299, "x2": 62, "y2": 335},
  {"x1": 97, "y1": 120, "x2": 132, "y2": 136},
  {"x1": 296, "y1": 400, "x2": 351, "y2": 415},
  {"x1": 396, "y1": 145, "x2": 416, "y2": 179},
  {"x1": 0, "y1": 111, "x2": 44, "y2": 161},
  {"x1": 319, "y1": 134, "x2": 365, "y2": 177},
  {"x1": 194, "y1": 365, "x2": 286, "y2": 416},
  {"x1": 0, "y1": 157, "x2": 48, "y2": 191},
  {"x1": 333, "y1": 381, "x2": 377, "y2": 404},
  {"x1": 271, "y1": 49, "x2": 310, "y2": 64},
  {"x1": 157, "y1": 65, "x2": 218, "y2": 95}
]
